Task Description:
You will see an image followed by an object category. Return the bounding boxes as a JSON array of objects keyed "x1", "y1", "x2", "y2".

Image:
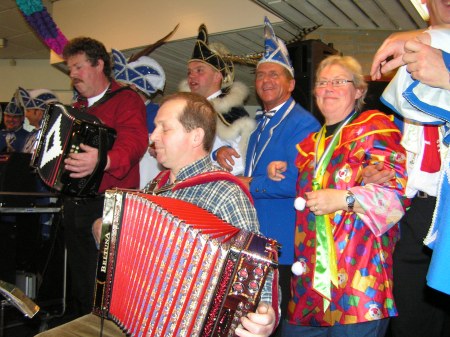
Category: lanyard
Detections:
[{"x1": 311, "y1": 110, "x2": 357, "y2": 311}]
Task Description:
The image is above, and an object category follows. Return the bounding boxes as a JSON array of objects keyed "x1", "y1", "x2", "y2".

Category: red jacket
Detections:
[{"x1": 73, "y1": 80, "x2": 148, "y2": 192}]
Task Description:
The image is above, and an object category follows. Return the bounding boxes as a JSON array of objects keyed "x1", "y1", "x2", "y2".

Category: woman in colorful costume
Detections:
[{"x1": 268, "y1": 55, "x2": 408, "y2": 337}]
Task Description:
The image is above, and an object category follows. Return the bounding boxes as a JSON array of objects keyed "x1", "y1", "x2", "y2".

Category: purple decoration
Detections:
[{"x1": 16, "y1": 0, "x2": 68, "y2": 56}]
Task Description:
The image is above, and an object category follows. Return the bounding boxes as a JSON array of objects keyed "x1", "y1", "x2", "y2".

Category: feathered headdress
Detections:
[
  {"x1": 113, "y1": 24, "x2": 179, "y2": 97},
  {"x1": 221, "y1": 18, "x2": 321, "y2": 71},
  {"x1": 190, "y1": 24, "x2": 235, "y2": 88}
]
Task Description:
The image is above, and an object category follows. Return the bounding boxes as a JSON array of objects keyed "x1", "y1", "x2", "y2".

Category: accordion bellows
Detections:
[{"x1": 93, "y1": 190, "x2": 278, "y2": 337}]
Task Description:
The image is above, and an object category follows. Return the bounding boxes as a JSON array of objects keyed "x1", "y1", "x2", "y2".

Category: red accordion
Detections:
[
  {"x1": 32, "y1": 103, "x2": 116, "y2": 197},
  {"x1": 93, "y1": 190, "x2": 278, "y2": 337}
]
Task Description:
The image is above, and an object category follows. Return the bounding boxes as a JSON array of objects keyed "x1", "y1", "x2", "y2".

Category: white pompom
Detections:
[
  {"x1": 291, "y1": 260, "x2": 306, "y2": 276},
  {"x1": 294, "y1": 197, "x2": 306, "y2": 211}
]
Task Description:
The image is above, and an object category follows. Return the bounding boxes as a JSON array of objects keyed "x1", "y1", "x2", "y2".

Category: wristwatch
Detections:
[{"x1": 346, "y1": 190, "x2": 355, "y2": 212}]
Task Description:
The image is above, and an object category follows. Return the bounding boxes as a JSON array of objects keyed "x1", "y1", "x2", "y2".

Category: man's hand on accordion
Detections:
[
  {"x1": 65, "y1": 143, "x2": 109, "y2": 178},
  {"x1": 235, "y1": 301, "x2": 276, "y2": 337}
]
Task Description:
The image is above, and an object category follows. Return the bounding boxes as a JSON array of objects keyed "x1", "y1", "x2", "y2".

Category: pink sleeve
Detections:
[{"x1": 350, "y1": 184, "x2": 405, "y2": 236}]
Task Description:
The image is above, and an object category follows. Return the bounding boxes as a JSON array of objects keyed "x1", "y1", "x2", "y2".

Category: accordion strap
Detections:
[
  {"x1": 79, "y1": 127, "x2": 110, "y2": 196},
  {"x1": 146, "y1": 170, "x2": 254, "y2": 204}
]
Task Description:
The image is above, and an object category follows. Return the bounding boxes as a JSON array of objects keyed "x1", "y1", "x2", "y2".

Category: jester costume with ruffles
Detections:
[{"x1": 288, "y1": 110, "x2": 408, "y2": 326}]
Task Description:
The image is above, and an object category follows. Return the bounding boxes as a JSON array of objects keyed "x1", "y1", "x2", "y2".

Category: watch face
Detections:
[{"x1": 346, "y1": 194, "x2": 355, "y2": 205}]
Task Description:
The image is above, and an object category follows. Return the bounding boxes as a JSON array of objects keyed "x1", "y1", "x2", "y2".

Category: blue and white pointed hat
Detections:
[
  {"x1": 4, "y1": 90, "x2": 24, "y2": 116},
  {"x1": 28, "y1": 89, "x2": 59, "y2": 110},
  {"x1": 257, "y1": 17, "x2": 294, "y2": 77},
  {"x1": 112, "y1": 48, "x2": 165, "y2": 97},
  {"x1": 13, "y1": 87, "x2": 58, "y2": 111}
]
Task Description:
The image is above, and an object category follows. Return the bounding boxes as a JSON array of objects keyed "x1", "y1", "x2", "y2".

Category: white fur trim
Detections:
[
  {"x1": 178, "y1": 80, "x2": 249, "y2": 115},
  {"x1": 179, "y1": 79, "x2": 255, "y2": 168}
]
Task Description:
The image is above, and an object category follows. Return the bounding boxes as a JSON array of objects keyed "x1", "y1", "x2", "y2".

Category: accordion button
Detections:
[
  {"x1": 253, "y1": 265, "x2": 264, "y2": 278},
  {"x1": 232, "y1": 282, "x2": 244, "y2": 294},
  {"x1": 248, "y1": 280, "x2": 259, "y2": 293},
  {"x1": 238, "y1": 268, "x2": 249, "y2": 281}
]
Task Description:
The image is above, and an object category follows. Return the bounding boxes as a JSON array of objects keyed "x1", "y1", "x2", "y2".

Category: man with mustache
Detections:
[{"x1": 62, "y1": 37, "x2": 148, "y2": 317}]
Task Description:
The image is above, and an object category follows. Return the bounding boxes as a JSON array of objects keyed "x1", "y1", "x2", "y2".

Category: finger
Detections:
[
  {"x1": 267, "y1": 165, "x2": 276, "y2": 177},
  {"x1": 69, "y1": 170, "x2": 89, "y2": 178},
  {"x1": 276, "y1": 173, "x2": 285, "y2": 180},
  {"x1": 79, "y1": 143, "x2": 95, "y2": 152},
  {"x1": 375, "y1": 162, "x2": 384, "y2": 170},
  {"x1": 238, "y1": 315, "x2": 271, "y2": 336},
  {"x1": 224, "y1": 156, "x2": 235, "y2": 166},
  {"x1": 304, "y1": 191, "x2": 315, "y2": 201},
  {"x1": 220, "y1": 162, "x2": 233, "y2": 172},
  {"x1": 370, "y1": 61, "x2": 383, "y2": 80},
  {"x1": 417, "y1": 33, "x2": 431, "y2": 45},
  {"x1": 64, "y1": 157, "x2": 82, "y2": 169},
  {"x1": 370, "y1": 40, "x2": 395, "y2": 78},
  {"x1": 370, "y1": 55, "x2": 388, "y2": 78},
  {"x1": 276, "y1": 163, "x2": 287, "y2": 173},
  {"x1": 380, "y1": 56, "x2": 405, "y2": 74},
  {"x1": 404, "y1": 39, "x2": 421, "y2": 53},
  {"x1": 218, "y1": 157, "x2": 233, "y2": 171}
]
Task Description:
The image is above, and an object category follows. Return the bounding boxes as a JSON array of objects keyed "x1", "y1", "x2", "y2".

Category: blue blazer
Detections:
[{"x1": 245, "y1": 97, "x2": 320, "y2": 265}]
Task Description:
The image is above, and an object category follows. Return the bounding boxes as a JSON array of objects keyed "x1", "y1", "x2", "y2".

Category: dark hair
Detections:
[
  {"x1": 63, "y1": 37, "x2": 111, "y2": 78},
  {"x1": 160, "y1": 92, "x2": 216, "y2": 152}
]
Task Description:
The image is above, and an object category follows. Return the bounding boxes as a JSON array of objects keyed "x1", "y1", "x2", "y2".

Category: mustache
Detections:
[{"x1": 72, "y1": 78, "x2": 83, "y2": 85}]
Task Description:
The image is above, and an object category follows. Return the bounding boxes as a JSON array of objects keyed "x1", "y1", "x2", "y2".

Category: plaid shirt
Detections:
[{"x1": 157, "y1": 156, "x2": 274, "y2": 304}]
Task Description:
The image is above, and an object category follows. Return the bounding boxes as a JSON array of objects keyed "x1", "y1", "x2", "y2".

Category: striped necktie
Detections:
[{"x1": 248, "y1": 110, "x2": 276, "y2": 175}]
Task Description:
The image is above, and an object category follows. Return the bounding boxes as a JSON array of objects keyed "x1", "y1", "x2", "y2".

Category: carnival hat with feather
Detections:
[
  {"x1": 214, "y1": 17, "x2": 319, "y2": 73},
  {"x1": 257, "y1": 17, "x2": 294, "y2": 77},
  {"x1": 190, "y1": 24, "x2": 235, "y2": 88},
  {"x1": 113, "y1": 24, "x2": 179, "y2": 97}
]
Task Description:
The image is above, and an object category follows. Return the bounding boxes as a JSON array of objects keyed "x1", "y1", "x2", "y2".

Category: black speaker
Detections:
[
  {"x1": 0, "y1": 153, "x2": 37, "y2": 207},
  {"x1": 288, "y1": 39, "x2": 339, "y2": 123},
  {"x1": 364, "y1": 80, "x2": 396, "y2": 116}
]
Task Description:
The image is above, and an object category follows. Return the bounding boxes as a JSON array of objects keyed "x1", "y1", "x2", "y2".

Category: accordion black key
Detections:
[
  {"x1": 32, "y1": 103, "x2": 116, "y2": 197},
  {"x1": 93, "y1": 190, "x2": 278, "y2": 337}
]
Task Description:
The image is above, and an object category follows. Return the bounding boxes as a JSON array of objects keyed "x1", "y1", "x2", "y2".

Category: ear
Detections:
[
  {"x1": 214, "y1": 71, "x2": 223, "y2": 86},
  {"x1": 355, "y1": 88, "x2": 364, "y2": 100},
  {"x1": 96, "y1": 59, "x2": 105, "y2": 73},
  {"x1": 288, "y1": 78, "x2": 296, "y2": 93},
  {"x1": 191, "y1": 127, "x2": 205, "y2": 149}
]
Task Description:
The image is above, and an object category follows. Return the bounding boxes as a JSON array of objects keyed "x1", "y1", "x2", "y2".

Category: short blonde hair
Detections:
[{"x1": 315, "y1": 55, "x2": 368, "y2": 112}]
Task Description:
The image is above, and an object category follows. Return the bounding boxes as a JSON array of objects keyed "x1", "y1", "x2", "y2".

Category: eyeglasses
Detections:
[{"x1": 315, "y1": 79, "x2": 354, "y2": 88}]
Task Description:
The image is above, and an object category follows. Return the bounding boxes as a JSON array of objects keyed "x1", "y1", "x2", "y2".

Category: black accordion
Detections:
[
  {"x1": 93, "y1": 190, "x2": 278, "y2": 337},
  {"x1": 32, "y1": 103, "x2": 116, "y2": 197}
]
